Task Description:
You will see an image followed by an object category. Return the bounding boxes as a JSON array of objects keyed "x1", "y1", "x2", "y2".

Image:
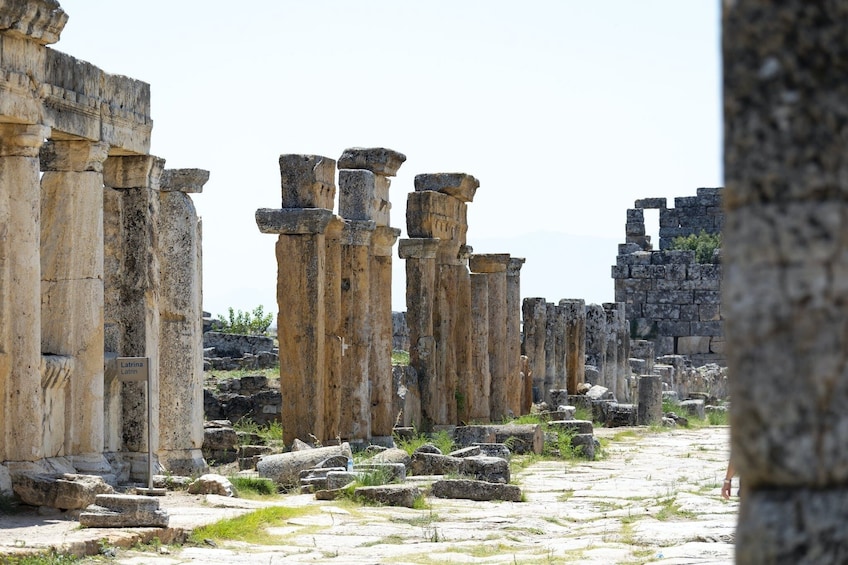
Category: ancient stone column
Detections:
[
  {"x1": 584, "y1": 304, "x2": 607, "y2": 390},
  {"x1": 636, "y1": 375, "x2": 662, "y2": 426},
  {"x1": 468, "y1": 272, "x2": 491, "y2": 422},
  {"x1": 506, "y1": 258, "x2": 525, "y2": 416},
  {"x1": 543, "y1": 302, "x2": 558, "y2": 404},
  {"x1": 724, "y1": 3, "x2": 848, "y2": 560},
  {"x1": 323, "y1": 217, "x2": 344, "y2": 441},
  {"x1": 407, "y1": 173, "x2": 478, "y2": 426},
  {"x1": 469, "y1": 254, "x2": 511, "y2": 421},
  {"x1": 103, "y1": 155, "x2": 165, "y2": 477},
  {"x1": 157, "y1": 168, "x2": 209, "y2": 475},
  {"x1": 554, "y1": 305, "x2": 567, "y2": 394},
  {"x1": 614, "y1": 302, "x2": 630, "y2": 402},
  {"x1": 521, "y1": 298, "x2": 547, "y2": 403},
  {"x1": 40, "y1": 139, "x2": 110, "y2": 473},
  {"x1": 0, "y1": 123, "x2": 50, "y2": 463},
  {"x1": 256, "y1": 154, "x2": 339, "y2": 446},
  {"x1": 602, "y1": 303, "x2": 620, "y2": 399},
  {"x1": 559, "y1": 299, "x2": 586, "y2": 395},
  {"x1": 398, "y1": 238, "x2": 439, "y2": 430},
  {"x1": 337, "y1": 147, "x2": 406, "y2": 444}
]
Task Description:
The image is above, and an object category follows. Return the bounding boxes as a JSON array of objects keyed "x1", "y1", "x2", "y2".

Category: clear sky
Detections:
[{"x1": 55, "y1": 1, "x2": 722, "y2": 316}]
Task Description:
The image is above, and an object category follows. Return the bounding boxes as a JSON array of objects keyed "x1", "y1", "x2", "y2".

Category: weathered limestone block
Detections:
[
  {"x1": 559, "y1": 299, "x2": 586, "y2": 395},
  {"x1": 454, "y1": 424, "x2": 543, "y2": 455},
  {"x1": 469, "y1": 273, "x2": 491, "y2": 422},
  {"x1": 255, "y1": 208, "x2": 336, "y2": 234},
  {"x1": 473, "y1": 443, "x2": 511, "y2": 461},
  {"x1": 548, "y1": 420, "x2": 594, "y2": 435},
  {"x1": 571, "y1": 434, "x2": 597, "y2": 460},
  {"x1": 79, "y1": 494, "x2": 169, "y2": 528},
  {"x1": 459, "y1": 456, "x2": 510, "y2": 483},
  {"x1": 409, "y1": 452, "x2": 461, "y2": 476},
  {"x1": 203, "y1": 332, "x2": 275, "y2": 358},
  {"x1": 431, "y1": 479, "x2": 522, "y2": 502},
  {"x1": 367, "y1": 448, "x2": 412, "y2": 468},
  {"x1": 506, "y1": 258, "x2": 525, "y2": 415},
  {"x1": 414, "y1": 172, "x2": 479, "y2": 203},
  {"x1": 187, "y1": 474, "x2": 236, "y2": 497},
  {"x1": 338, "y1": 147, "x2": 406, "y2": 177},
  {"x1": 11, "y1": 473, "x2": 113, "y2": 510},
  {"x1": 354, "y1": 484, "x2": 420, "y2": 508},
  {"x1": 278, "y1": 154, "x2": 336, "y2": 209},
  {"x1": 0, "y1": 0, "x2": 68, "y2": 45},
  {"x1": 257, "y1": 443, "x2": 352, "y2": 487}
]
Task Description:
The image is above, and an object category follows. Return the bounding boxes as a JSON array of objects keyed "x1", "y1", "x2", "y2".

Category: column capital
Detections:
[
  {"x1": 255, "y1": 208, "x2": 337, "y2": 235},
  {"x1": 414, "y1": 173, "x2": 479, "y2": 203},
  {"x1": 372, "y1": 226, "x2": 401, "y2": 257},
  {"x1": 398, "y1": 238, "x2": 440, "y2": 259},
  {"x1": 0, "y1": 124, "x2": 50, "y2": 157},
  {"x1": 469, "y1": 253, "x2": 511, "y2": 273},
  {"x1": 341, "y1": 219, "x2": 376, "y2": 246},
  {"x1": 338, "y1": 147, "x2": 406, "y2": 177},
  {"x1": 279, "y1": 154, "x2": 336, "y2": 209},
  {"x1": 160, "y1": 168, "x2": 210, "y2": 193},
  {"x1": 103, "y1": 155, "x2": 166, "y2": 189},
  {"x1": 507, "y1": 257, "x2": 526, "y2": 276},
  {"x1": 40, "y1": 140, "x2": 109, "y2": 172}
]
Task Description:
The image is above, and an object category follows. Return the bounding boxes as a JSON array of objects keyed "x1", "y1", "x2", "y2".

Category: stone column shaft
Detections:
[
  {"x1": 585, "y1": 304, "x2": 608, "y2": 390},
  {"x1": 157, "y1": 168, "x2": 209, "y2": 474},
  {"x1": 103, "y1": 156, "x2": 165, "y2": 467},
  {"x1": 724, "y1": 2, "x2": 848, "y2": 560},
  {"x1": 521, "y1": 298, "x2": 547, "y2": 403},
  {"x1": 339, "y1": 220, "x2": 375, "y2": 445},
  {"x1": 399, "y1": 238, "x2": 439, "y2": 431},
  {"x1": 469, "y1": 273, "x2": 491, "y2": 422},
  {"x1": 323, "y1": 218, "x2": 344, "y2": 441},
  {"x1": 40, "y1": 140, "x2": 109, "y2": 464},
  {"x1": 636, "y1": 374, "x2": 662, "y2": 426},
  {"x1": 560, "y1": 299, "x2": 586, "y2": 395},
  {"x1": 543, "y1": 302, "x2": 557, "y2": 404},
  {"x1": 506, "y1": 258, "x2": 525, "y2": 416},
  {"x1": 0, "y1": 123, "x2": 49, "y2": 462},
  {"x1": 603, "y1": 303, "x2": 620, "y2": 399}
]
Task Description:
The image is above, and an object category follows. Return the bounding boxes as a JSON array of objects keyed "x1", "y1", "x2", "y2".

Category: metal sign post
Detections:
[{"x1": 116, "y1": 357, "x2": 165, "y2": 496}]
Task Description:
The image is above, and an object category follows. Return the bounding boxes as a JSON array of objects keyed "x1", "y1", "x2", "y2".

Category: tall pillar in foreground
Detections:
[
  {"x1": 0, "y1": 123, "x2": 50, "y2": 463},
  {"x1": 468, "y1": 272, "x2": 491, "y2": 422},
  {"x1": 157, "y1": 168, "x2": 209, "y2": 475},
  {"x1": 506, "y1": 258, "x2": 525, "y2": 416},
  {"x1": 724, "y1": 2, "x2": 848, "y2": 561},
  {"x1": 560, "y1": 299, "x2": 586, "y2": 395},
  {"x1": 256, "y1": 154, "x2": 338, "y2": 446},
  {"x1": 398, "y1": 238, "x2": 439, "y2": 430},
  {"x1": 323, "y1": 217, "x2": 344, "y2": 441},
  {"x1": 40, "y1": 140, "x2": 109, "y2": 473},
  {"x1": 103, "y1": 155, "x2": 165, "y2": 478}
]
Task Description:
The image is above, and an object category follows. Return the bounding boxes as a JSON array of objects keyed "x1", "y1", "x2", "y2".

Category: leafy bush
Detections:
[
  {"x1": 216, "y1": 305, "x2": 273, "y2": 335},
  {"x1": 669, "y1": 230, "x2": 721, "y2": 264}
]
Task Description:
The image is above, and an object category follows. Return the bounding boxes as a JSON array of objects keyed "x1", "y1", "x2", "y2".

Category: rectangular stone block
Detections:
[
  {"x1": 255, "y1": 208, "x2": 336, "y2": 235},
  {"x1": 624, "y1": 301, "x2": 641, "y2": 320},
  {"x1": 279, "y1": 154, "x2": 336, "y2": 209},
  {"x1": 626, "y1": 209, "x2": 644, "y2": 223},
  {"x1": 634, "y1": 197, "x2": 667, "y2": 209},
  {"x1": 413, "y1": 173, "x2": 479, "y2": 203},
  {"x1": 623, "y1": 278, "x2": 652, "y2": 292},
  {"x1": 616, "y1": 252, "x2": 652, "y2": 266},
  {"x1": 688, "y1": 264, "x2": 721, "y2": 279},
  {"x1": 709, "y1": 337, "x2": 725, "y2": 354},
  {"x1": 699, "y1": 303, "x2": 721, "y2": 321},
  {"x1": 406, "y1": 190, "x2": 466, "y2": 240},
  {"x1": 678, "y1": 215, "x2": 715, "y2": 229},
  {"x1": 655, "y1": 336, "x2": 674, "y2": 355},
  {"x1": 681, "y1": 278, "x2": 720, "y2": 291},
  {"x1": 643, "y1": 303, "x2": 680, "y2": 320},
  {"x1": 629, "y1": 265, "x2": 652, "y2": 279},
  {"x1": 651, "y1": 250, "x2": 695, "y2": 265},
  {"x1": 618, "y1": 243, "x2": 642, "y2": 255},
  {"x1": 679, "y1": 304, "x2": 699, "y2": 321},
  {"x1": 339, "y1": 169, "x2": 388, "y2": 224},
  {"x1": 646, "y1": 290, "x2": 693, "y2": 304},
  {"x1": 659, "y1": 227, "x2": 688, "y2": 240},
  {"x1": 659, "y1": 208, "x2": 679, "y2": 228},
  {"x1": 611, "y1": 265, "x2": 629, "y2": 279},
  {"x1": 665, "y1": 264, "x2": 687, "y2": 280},
  {"x1": 677, "y1": 336, "x2": 711, "y2": 355},
  {"x1": 657, "y1": 321, "x2": 690, "y2": 336},
  {"x1": 694, "y1": 290, "x2": 721, "y2": 305},
  {"x1": 690, "y1": 321, "x2": 723, "y2": 336},
  {"x1": 625, "y1": 221, "x2": 645, "y2": 236},
  {"x1": 674, "y1": 196, "x2": 699, "y2": 208}
]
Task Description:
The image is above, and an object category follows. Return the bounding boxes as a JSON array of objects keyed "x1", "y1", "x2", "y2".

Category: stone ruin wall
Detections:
[
  {"x1": 1, "y1": 0, "x2": 208, "y2": 492},
  {"x1": 612, "y1": 187, "x2": 725, "y2": 367}
]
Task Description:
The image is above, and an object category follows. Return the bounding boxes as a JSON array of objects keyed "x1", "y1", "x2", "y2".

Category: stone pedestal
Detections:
[
  {"x1": 103, "y1": 155, "x2": 164, "y2": 470},
  {"x1": 724, "y1": 2, "x2": 848, "y2": 560},
  {"x1": 40, "y1": 140, "x2": 109, "y2": 466},
  {"x1": 469, "y1": 254, "x2": 511, "y2": 421},
  {"x1": 0, "y1": 123, "x2": 50, "y2": 462},
  {"x1": 157, "y1": 168, "x2": 209, "y2": 475},
  {"x1": 559, "y1": 299, "x2": 586, "y2": 395},
  {"x1": 636, "y1": 375, "x2": 662, "y2": 426}
]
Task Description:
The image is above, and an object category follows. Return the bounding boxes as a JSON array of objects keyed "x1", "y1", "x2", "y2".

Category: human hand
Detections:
[{"x1": 721, "y1": 479, "x2": 732, "y2": 499}]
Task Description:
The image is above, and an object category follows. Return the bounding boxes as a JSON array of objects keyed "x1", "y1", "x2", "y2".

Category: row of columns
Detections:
[
  {"x1": 257, "y1": 148, "x2": 405, "y2": 447},
  {"x1": 0, "y1": 125, "x2": 208, "y2": 478},
  {"x1": 400, "y1": 174, "x2": 525, "y2": 429}
]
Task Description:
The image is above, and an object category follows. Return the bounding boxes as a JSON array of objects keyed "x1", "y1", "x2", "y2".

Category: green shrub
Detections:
[
  {"x1": 669, "y1": 229, "x2": 721, "y2": 264},
  {"x1": 216, "y1": 305, "x2": 273, "y2": 335},
  {"x1": 229, "y1": 476, "x2": 276, "y2": 497}
]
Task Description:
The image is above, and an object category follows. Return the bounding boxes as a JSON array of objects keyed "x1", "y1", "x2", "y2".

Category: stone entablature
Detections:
[{"x1": 613, "y1": 188, "x2": 725, "y2": 366}]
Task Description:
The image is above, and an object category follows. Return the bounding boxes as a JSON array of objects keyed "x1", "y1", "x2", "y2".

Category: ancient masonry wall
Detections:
[
  {"x1": 1, "y1": 0, "x2": 209, "y2": 490},
  {"x1": 612, "y1": 188, "x2": 725, "y2": 366}
]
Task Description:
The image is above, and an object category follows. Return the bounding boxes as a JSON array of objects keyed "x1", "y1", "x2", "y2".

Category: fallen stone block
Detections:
[
  {"x1": 570, "y1": 434, "x2": 597, "y2": 460},
  {"x1": 431, "y1": 479, "x2": 522, "y2": 502},
  {"x1": 79, "y1": 494, "x2": 169, "y2": 528},
  {"x1": 454, "y1": 424, "x2": 543, "y2": 454},
  {"x1": 366, "y1": 448, "x2": 411, "y2": 468},
  {"x1": 326, "y1": 471, "x2": 357, "y2": 490},
  {"x1": 187, "y1": 474, "x2": 236, "y2": 497},
  {"x1": 11, "y1": 473, "x2": 113, "y2": 510},
  {"x1": 472, "y1": 443, "x2": 511, "y2": 461},
  {"x1": 459, "y1": 456, "x2": 510, "y2": 484},
  {"x1": 449, "y1": 446, "x2": 481, "y2": 458},
  {"x1": 409, "y1": 452, "x2": 461, "y2": 476},
  {"x1": 353, "y1": 484, "x2": 420, "y2": 508},
  {"x1": 258, "y1": 443, "x2": 352, "y2": 487},
  {"x1": 548, "y1": 420, "x2": 594, "y2": 435},
  {"x1": 680, "y1": 399, "x2": 705, "y2": 419}
]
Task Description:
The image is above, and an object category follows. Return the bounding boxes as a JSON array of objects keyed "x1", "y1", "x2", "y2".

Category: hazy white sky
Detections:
[{"x1": 56, "y1": 1, "x2": 722, "y2": 316}]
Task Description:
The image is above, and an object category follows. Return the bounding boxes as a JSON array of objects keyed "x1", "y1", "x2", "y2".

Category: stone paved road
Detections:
[{"x1": 5, "y1": 426, "x2": 738, "y2": 565}]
